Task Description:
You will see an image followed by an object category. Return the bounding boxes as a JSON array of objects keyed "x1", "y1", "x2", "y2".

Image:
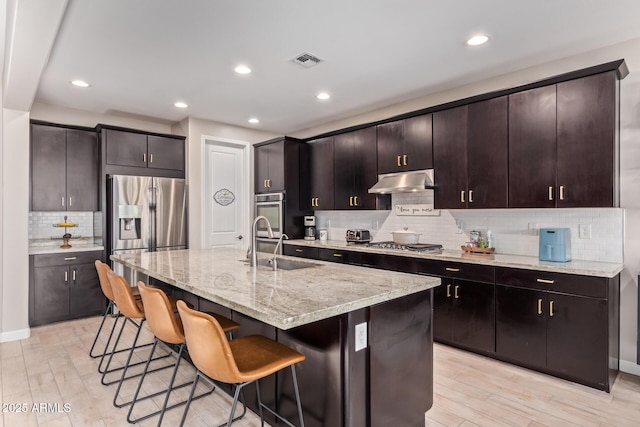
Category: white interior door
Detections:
[{"x1": 203, "y1": 138, "x2": 248, "y2": 249}]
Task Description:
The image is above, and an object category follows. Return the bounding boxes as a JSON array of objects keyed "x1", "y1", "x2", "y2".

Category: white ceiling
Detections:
[{"x1": 34, "y1": 0, "x2": 640, "y2": 134}]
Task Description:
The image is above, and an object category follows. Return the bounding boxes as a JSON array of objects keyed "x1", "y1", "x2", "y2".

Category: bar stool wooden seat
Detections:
[
  {"x1": 105, "y1": 269, "x2": 187, "y2": 406},
  {"x1": 128, "y1": 282, "x2": 240, "y2": 425},
  {"x1": 177, "y1": 300, "x2": 306, "y2": 427}
]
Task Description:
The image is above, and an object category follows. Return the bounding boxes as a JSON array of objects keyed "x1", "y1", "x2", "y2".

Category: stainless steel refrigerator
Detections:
[{"x1": 108, "y1": 175, "x2": 186, "y2": 285}]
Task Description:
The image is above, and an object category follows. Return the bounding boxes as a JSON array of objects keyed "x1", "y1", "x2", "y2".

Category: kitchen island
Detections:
[{"x1": 111, "y1": 247, "x2": 440, "y2": 427}]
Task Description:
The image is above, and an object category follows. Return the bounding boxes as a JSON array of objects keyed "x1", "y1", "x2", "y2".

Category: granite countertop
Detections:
[
  {"x1": 284, "y1": 239, "x2": 623, "y2": 278},
  {"x1": 110, "y1": 247, "x2": 440, "y2": 330},
  {"x1": 29, "y1": 240, "x2": 105, "y2": 255}
]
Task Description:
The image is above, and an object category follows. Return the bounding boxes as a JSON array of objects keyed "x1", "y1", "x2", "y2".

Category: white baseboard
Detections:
[
  {"x1": 0, "y1": 328, "x2": 30, "y2": 343},
  {"x1": 620, "y1": 359, "x2": 640, "y2": 377}
]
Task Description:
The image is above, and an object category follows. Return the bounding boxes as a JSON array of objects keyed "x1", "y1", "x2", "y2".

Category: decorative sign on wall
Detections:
[
  {"x1": 395, "y1": 204, "x2": 440, "y2": 216},
  {"x1": 213, "y1": 189, "x2": 235, "y2": 206}
]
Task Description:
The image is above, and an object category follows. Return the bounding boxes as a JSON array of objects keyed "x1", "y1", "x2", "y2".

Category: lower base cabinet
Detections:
[
  {"x1": 495, "y1": 268, "x2": 618, "y2": 391},
  {"x1": 29, "y1": 251, "x2": 105, "y2": 326}
]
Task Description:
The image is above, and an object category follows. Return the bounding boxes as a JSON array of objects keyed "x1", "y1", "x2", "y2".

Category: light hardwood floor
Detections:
[{"x1": 1, "y1": 315, "x2": 639, "y2": 426}]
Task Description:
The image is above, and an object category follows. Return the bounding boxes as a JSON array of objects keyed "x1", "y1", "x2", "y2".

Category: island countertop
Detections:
[{"x1": 110, "y1": 247, "x2": 441, "y2": 330}]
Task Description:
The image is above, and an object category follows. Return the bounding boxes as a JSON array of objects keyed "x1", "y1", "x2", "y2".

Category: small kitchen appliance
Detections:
[
  {"x1": 538, "y1": 228, "x2": 571, "y2": 262},
  {"x1": 304, "y1": 216, "x2": 316, "y2": 241},
  {"x1": 346, "y1": 229, "x2": 371, "y2": 243}
]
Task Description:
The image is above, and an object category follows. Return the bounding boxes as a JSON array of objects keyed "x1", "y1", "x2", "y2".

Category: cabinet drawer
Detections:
[
  {"x1": 317, "y1": 248, "x2": 364, "y2": 265},
  {"x1": 495, "y1": 267, "x2": 607, "y2": 299},
  {"x1": 283, "y1": 245, "x2": 319, "y2": 260},
  {"x1": 33, "y1": 251, "x2": 104, "y2": 267},
  {"x1": 419, "y1": 260, "x2": 494, "y2": 284},
  {"x1": 361, "y1": 253, "x2": 418, "y2": 273}
]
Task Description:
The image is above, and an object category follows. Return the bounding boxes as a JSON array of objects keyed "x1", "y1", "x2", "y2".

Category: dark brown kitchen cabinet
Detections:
[
  {"x1": 377, "y1": 114, "x2": 433, "y2": 174},
  {"x1": 420, "y1": 261, "x2": 495, "y2": 354},
  {"x1": 29, "y1": 250, "x2": 105, "y2": 327},
  {"x1": 508, "y1": 85, "x2": 557, "y2": 208},
  {"x1": 334, "y1": 127, "x2": 378, "y2": 210},
  {"x1": 309, "y1": 136, "x2": 334, "y2": 210},
  {"x1": 495, "y1": 267, "x2": 618, "y2": 391},
  {"x1": 283, "y1": 244, "x2": 319, "y2": 259},
  {"x1": 255, "y1": 139, "x2": 285, "y2": 193},
  {"x1": 556, "y1": 71, "x2": 617, "y2": 207},
  {"x1": 509, "y1": 71, "x2": 618, "y2": 208},
  {"x1": 104, "y1": 128, "x2": 185, "y2": 172},
  {"x1": 433, "y1": 97, "x2": 508, "y2": 209},
  {"x1": 30, "y1": 123, "x2": 98, "y2": 211}
]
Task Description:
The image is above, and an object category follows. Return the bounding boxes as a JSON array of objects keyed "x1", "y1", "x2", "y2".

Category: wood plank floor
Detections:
[{"x1": 1, "y1": 315, "x2": 639, "y2": 426}]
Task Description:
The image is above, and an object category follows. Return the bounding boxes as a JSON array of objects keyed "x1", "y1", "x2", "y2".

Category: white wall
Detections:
[
  {"x1": 175, "y1": 117, "x2": 277, "y2": 249},
  {"x1": 1, "y1": 109, "x2": 30, "y2": 342},
  {"x1": 302, "y1": 37, "x2": 640, "y2": 373}
]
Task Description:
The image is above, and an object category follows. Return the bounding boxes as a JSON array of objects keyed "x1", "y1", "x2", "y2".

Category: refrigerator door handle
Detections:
[{"x1": 149, "y1": 186, "x2": 157, "y2": 251}]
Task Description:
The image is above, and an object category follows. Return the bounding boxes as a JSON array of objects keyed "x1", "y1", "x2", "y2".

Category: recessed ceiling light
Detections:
[
  {"x1": 467, "y1": 34, "x2": 489, "y2": 46},
  {"x1": 234, "y1": 65, "x2": 252, "y2": 74},
  {"x1": 174, "y1": 102, "x2": 188, "y2": 108},
  {"x1": 70, "y1": 80, "x2": 90, "y2": 88},
  {"x1": 248, "y1": 118, "x2": 260, "y2": 124},
  {"x1": 316, "y1": 92, "x2": 331, "y2": 100}
]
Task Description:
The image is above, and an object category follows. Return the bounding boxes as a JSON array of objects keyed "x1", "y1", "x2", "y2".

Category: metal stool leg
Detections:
[{"x1": 89, "y1": 301, "x2": 114, "y2": 358}]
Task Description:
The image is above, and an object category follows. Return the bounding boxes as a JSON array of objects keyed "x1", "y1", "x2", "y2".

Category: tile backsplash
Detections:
[
  {"x1": 316, "y1": 192, "x2": 624, "y2": 263},
  {"x1": 29, "y1": 211, "x2": 98, "y2": 241}
]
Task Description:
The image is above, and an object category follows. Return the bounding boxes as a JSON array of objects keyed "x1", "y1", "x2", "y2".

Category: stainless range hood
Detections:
[{"x1": 368, "y1": 169, "x2": 434, "y2": 194}]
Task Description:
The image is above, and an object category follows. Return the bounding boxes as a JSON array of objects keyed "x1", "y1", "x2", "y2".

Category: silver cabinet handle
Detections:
[
  {"x1": 397, "y1": 155, "x2": 402, "y2": 167},
  {"x1": 469, "y1": 190, "x2": 473, "y2": 203},
  {"x1": 149, "y1": 153, "x2": 153, "y2": 163},
  {"x1": 548, "y1": 186, "x2": 553, "y2": 201},
  {"x1": 143, "y1": 153, "x2": 147, "y2": 163},
  {"x1": 537, "y1": 299, "x2": 543, "y2": 315},
  {"x1": 61, "y1": 197, "x2": 65, "y2": 207},
  {"x1": 446, "y1": 284, "x2": 451, "y2": 298},
  {"x1": 72, "y1": 269, "x2": 76, "y2": 281},
  {"x1": 559, "y1": 185, "x2": 565, "y2": 200},
  {"x1": 549, "y1": 300, "x2": 555, "y2": 317},
  {"x1": 460, "y1": 191, "x2": 465, "y2": 203},
  {"x1": 64, "y1": 271, "x2": 68, "y2": 282},
  {"x1": 403, "y1": 154, "x2": 407, "y2": 166},
  {"x1": 445, "y1": 267, "x2": 460, "y2": 272},
  {"x1": 536, "y1": 278, "x2": 554, "y2": 284},
  {"x1": 64, "y1": 257, "x2": 77, "y2": 261},
  {"x1": 354, "y1": 196, "x2": 358, "y2": 206},
  {"x1": 454, "y1": 284, "x2": 460, "y2": 299},
  {"x1": 295, "y1": 249, "x2": 303, "y2": 253},
  {"x1": 68, "y1": 197, "x2": 72, "y2": 207}
]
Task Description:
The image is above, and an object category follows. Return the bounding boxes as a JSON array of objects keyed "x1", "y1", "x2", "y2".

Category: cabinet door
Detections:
[
  {"x1": 309, "y1": 137, "x2": 334, "y2": 210},
  {"x1": 509, "y1": 86, "x2": 557, "y2": 208},
  {"x1": 70, "y1": 263, "x2": 105, "y2": 317},
  {"x1": 467, "y1": 97, "x2": 508, "y2": 208},
  {"x1": 452, "y1": 280, "x2": 495, "y2": 353},
  {"x1": 32, "y1": 266, "x2": 70, "y2": 324},
  {"x1": 352, "y1": 127, "x2": 378, "y2": 209},
  {"x1": 31, "y1": 124, "x2": 67, "y2": 211},
  {"x1": 376, "y1": 121, "x2": 404, "y2": 174},
  {"x1": 333, "y1": 132, "x2": 356, "y2": 209},
  {"x1": 147, "y1": 135, "x2": 185, "y2": 171},
  {"x1": 254, "y1": 144, "x2": 270, "y2": 193},
  {"x1": 266, "y1": 141, "x2": 285, "y2": 192},
  {"x1": 433, "y1": 278, "x2": 454, "y2": 342},
  {"x1": 433, "y1": 106, "x2": 468, "y2": 209},
  {"x1": 66, "y1": 129, "x2": 98, "y2": 211},
  {"x1": 403, "y1": 114, "x2": 433, "y2": 171},
  {"x1": 557, "y1": 72, "x2": 616, "y2": 207},
  {"x1": 546, "y1": 293, "x2": 608, "y2": 386},
  {"x1": 496, "y1": 285, "x2": 546, "y2": 369},
  {"x1": 105, "y1": 129, "x2": 148, "y2": 167}
]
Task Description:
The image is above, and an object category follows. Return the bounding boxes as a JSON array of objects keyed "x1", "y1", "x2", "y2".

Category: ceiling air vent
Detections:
[{"x1": 292, "y1": 52, "x2": 323, "y2": 68}]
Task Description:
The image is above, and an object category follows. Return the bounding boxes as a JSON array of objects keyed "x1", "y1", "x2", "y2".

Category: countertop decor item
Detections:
[
  {"x1": 461, "y1": 246, "x2": 495, "y2": 254},
  {"x1": 392, "y1": 227, "x2": 421, "y2": 244},
  {"x1": 55, "y1": 216, "x2": 76, "y2": 248}
]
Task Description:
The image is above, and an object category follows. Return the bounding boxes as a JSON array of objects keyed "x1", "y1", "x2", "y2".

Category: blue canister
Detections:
[{"x1": 538, "y1": 228, "x2": 571, "y2": 262}]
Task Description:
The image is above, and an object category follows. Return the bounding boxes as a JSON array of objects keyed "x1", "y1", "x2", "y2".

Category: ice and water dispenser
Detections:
[{"x1": 118, "y1": 205, "x2": 142, "y2": 240}]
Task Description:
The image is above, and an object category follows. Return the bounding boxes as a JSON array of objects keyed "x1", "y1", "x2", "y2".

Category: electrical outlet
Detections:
[
  {"x1": 528, "y1": 223, "x2": 539, "y2": 235},
  {"x1": 579, "y1": 223, "x2": 592, "y2": 239},
  {"x1": 355, "y1": 322, "x2": 367, "y2": 352}
]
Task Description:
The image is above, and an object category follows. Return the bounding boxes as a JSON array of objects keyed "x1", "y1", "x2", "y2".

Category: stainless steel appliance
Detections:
[
  {"x1": 255, "y1": 193, "x2": 284, "y2": 238},
  {"x1": 367, "y1": 241, "x2": 443, "y2": 253},
  {"x1": 108, "y1": 175, "x2": 187, "y2": 284},
  {"x1": 304, "y1": 216, "x2": 316, "y2": 240}
]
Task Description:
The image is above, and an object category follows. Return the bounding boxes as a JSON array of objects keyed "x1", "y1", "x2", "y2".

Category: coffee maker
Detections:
[{"x1": 304, "y1": 216, "x2": 316, "y2": 240}]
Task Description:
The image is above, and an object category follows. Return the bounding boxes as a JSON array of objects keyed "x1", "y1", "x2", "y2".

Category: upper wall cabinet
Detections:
[
  {"x1": 31, "y1": 123, "x2": 98, "y2": 211},
  {"x1": 102, "y1": 127, "x2": 185, "y2": 176},
  {"x1": 433, "y1": 96, "x2": 508, "y2": 209},
  {"x1": 255, "y1": 139, "x2": 286, "y2": 193},
  {"x1": 376, "y1": 114, "x2": 433, "y2": 174},
  {"x1": 509, "y1": 71, "x2": 618, "y2": 208},
  {"x1": 308, "y1": 136, "x2": 335, "y2": 210},
  {"x1": 334, "y1": 127, "x2": 378, "y2": 210}
]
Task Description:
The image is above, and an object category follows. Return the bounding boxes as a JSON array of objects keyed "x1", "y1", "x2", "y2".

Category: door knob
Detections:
[{"x1": 237, "y1": 235, "x2": 243, "y2": 240}]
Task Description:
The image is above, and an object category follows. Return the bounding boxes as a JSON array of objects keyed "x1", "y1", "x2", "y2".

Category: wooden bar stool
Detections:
[
  {"x1": 177, "y1": 300, "x2": 306, "y2": 427},
  {"x1": 105, "y1": 269, "x2": 183, "y2": 406},
  {"x1": 128, "y1": 282, "x2": 240, "y2": 425}
]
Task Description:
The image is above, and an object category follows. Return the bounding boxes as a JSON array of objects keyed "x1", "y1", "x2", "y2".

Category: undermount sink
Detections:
[{"x1": 243, "y1": 258, "x2": 320, "y2": 270}]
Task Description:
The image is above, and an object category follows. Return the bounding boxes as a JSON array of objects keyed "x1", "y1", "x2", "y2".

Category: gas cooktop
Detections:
[{"x1": 366, "y1": 241, "x2": 443, "y2": 253}]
